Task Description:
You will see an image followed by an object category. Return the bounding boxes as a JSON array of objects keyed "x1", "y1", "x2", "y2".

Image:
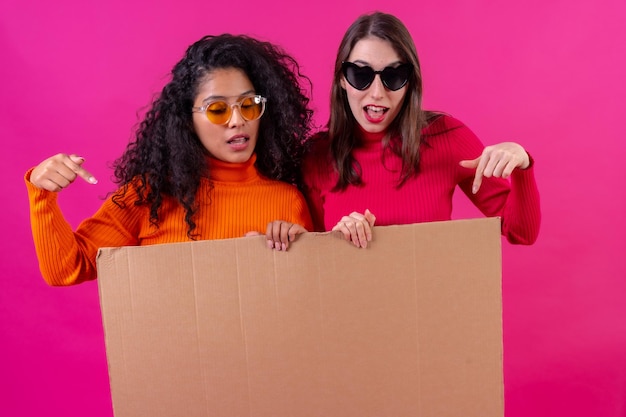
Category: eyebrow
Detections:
[
  {"x1": 201, "y1": 90, "x2": 256, "y2": 104},
  {"x1": 350, "y1": 59, "x2": 404, "y2": 68}
]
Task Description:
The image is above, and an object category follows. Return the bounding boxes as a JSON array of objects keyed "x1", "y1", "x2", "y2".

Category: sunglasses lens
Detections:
[
  {"x1": 205, "y1": 101, "x2": 231, "y2": 124},
  {"x1": 343, "y1": 62, "x2": 375, "y2": 90},
  {"x1": 239, "y1": 96, "x2": 264, "y2": 121},
  {"x1": 381, "y1": 64, "x2": 411, "y2": 91}
]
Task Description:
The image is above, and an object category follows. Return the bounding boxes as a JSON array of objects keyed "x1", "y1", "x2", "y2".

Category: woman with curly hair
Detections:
[{"x1": 25, "y1": 34, "x2": 314, "y2": 286}]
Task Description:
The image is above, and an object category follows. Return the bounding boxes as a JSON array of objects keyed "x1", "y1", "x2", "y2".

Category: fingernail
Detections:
[
  {"x1": 267, "y1": 240, "x2": 273, "y2": 249},
  {"x1": 89, "y1": 176, "x2": 98, "y2": 184},
  {"x1": 281, "y1": 243, "x2": 287, "y2": 251},
  {"x1": 472, "y1": 185, "x2": 478, "y2": 194}
]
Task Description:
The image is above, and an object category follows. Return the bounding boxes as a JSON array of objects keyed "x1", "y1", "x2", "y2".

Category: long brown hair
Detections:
[{"x1": 328, "y1": 11, "x2": 436, "y2": 190}]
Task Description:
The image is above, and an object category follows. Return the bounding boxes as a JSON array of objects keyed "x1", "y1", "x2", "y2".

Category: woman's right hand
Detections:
[
  {"x1": 30, "y1": 153, "x2": 98, "y2": 192},
  {"x1": 263, "y1": 220, "x2": 308, "y2": 251},
  {"x1": 331, "y1": 209, "x2": 376, "y2": 248}
]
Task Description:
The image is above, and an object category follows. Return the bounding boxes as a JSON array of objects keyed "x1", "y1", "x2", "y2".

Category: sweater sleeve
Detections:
[
  {"x1": 302, "y1": 181, "x2": 325, "y2": 232},
  {"x1": 498, "y1": 156, "x2": 541, "y2": 244},
  {"x1": 302, "y1": 136, "x2": 332, "y2": 232},
  {"x1": 25, "y1": 168, "x2": 141, "y2": 286},
  {"x1": 289, "y1": 189, "x2": 314, "y2": 232}
]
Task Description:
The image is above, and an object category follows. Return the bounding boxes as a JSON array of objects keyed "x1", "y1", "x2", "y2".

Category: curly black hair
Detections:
[{"x1": 111, "y1": 34, "x2": 314, "y2": 237}]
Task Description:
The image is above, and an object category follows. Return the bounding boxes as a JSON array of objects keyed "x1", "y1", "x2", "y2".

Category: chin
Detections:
[
  {"x1": 231, "y1": 152, "x2": 254, "y2": 164},
  {"x1": 362, "y1": 123, "x2": 388, "y2": 133}
]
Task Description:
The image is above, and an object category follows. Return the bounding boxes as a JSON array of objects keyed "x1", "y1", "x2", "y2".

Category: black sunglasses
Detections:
[{"x1": 341, "y1": 61, "x2": 412, "y2": 91}]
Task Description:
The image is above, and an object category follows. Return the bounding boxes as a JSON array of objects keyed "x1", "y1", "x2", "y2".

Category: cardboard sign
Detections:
[{"x1": 97, "y1": 218, "x2": 503, "y2": 417}]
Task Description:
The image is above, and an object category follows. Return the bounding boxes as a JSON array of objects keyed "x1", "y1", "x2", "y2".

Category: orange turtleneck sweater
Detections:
[{"x1": 25, "y1": 154, "x2": 313, "y2": 286}]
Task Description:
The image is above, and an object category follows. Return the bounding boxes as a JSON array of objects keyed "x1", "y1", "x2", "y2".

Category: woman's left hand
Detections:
[{"x1": 459, "y1": 142, "x2": 530, "y2": 194}]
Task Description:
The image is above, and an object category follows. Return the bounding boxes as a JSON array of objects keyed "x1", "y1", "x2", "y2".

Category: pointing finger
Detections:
[
  {"x1": 69, "y1": 154, "x2": 98, "y2": 184},
  {"x1": 472, "y1": 155, "x2": 488, "y2": 194}
]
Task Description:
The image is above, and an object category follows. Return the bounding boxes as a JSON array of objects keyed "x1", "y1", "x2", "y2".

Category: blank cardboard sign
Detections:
[{"x1": 97, "y1": 217, "x2": 503, "y2": 417}]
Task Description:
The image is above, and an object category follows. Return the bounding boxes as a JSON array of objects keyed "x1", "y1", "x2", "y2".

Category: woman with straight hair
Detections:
[{"x1": 267, "y1": 11, "x2": 540, "y2": 250}]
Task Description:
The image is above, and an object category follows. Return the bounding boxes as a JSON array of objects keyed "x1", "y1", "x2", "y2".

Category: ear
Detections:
[{"x1": 340, "y1": 77, "x2": 347, "y2": 90}]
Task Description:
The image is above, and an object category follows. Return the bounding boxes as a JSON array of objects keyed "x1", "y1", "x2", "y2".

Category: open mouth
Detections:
[
  {"x1": 227, "y1": 135, "x2": 249, "y2": 145},
  {"x1": 226, "y1": 134, "x2": 250, "y2": 152},
  {"x1": 365, "y1": 105, "x2": 388, "y2": 114},
  {"x1": 364, "y1": 105, "x2": 388, "y2": 122}
]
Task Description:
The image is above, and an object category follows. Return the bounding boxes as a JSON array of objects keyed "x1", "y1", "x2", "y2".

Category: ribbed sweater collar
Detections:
[
  {"x1": 357, "y1": 126, "x2": 387, "y2": 150},
  {"x1": 208, "y1": 153, "x2": 259, "y2": 183}
]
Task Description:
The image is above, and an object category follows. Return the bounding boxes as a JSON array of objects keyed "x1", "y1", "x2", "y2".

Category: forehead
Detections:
[
  {"x1": 348, "y1": 36, "x2": 401, "y2": 66},
  {"x1": 196, "y1": 67, "x2": 254, "y2": 99}
]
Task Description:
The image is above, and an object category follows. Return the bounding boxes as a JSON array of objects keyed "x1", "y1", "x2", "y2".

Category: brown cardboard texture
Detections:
[{"x1": 97, "y1": 217, "x2": 503, "y2": 417}]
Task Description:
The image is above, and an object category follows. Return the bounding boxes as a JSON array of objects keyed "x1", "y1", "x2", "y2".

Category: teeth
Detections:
[
  {"x1": 228, "y1": 137, "x2": 247, "y2": 144},
  {"x1": 366, "y1": 106, "x2": 385, "y2": 113}
]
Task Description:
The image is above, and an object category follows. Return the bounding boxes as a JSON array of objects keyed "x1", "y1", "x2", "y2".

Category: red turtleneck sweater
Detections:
[
  {"x1": 26, "y1": 154, "x2": 313, "y2": 286},
  {"x1": 303, "y1": 115, "x2": 540, "y2": 244}
]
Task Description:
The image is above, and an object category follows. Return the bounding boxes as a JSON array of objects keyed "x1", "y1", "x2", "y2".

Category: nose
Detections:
[
  {"x1": 369, "y1": 74, "x2": 385, "y2": 98},
  {"x1": 227, "y1": 104, "x2": 246, "y2": 127}
]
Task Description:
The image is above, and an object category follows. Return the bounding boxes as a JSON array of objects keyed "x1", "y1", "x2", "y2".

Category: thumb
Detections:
[
  {"x1": 364, "y1": 209, "x2": 376, "y2": 227},
  {"x1": 459, "y1": 158, "x2": 479, "y2": 169},
  {"x1": 69, "y1": 154, "x2": 85, "y2": 165}
]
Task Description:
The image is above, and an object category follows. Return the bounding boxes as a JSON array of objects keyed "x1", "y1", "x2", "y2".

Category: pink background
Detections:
[{"x1": 2, "y1": 0, "x2": 625, "y2": 416}]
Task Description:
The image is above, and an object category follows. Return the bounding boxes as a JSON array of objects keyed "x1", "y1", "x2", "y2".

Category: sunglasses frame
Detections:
[
  {"x1": 341, "y1": 61, "x2": 412, "y2": 91},
  {"x1": 192, "y1": 94, "x2": 267, "y2": 125}
]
